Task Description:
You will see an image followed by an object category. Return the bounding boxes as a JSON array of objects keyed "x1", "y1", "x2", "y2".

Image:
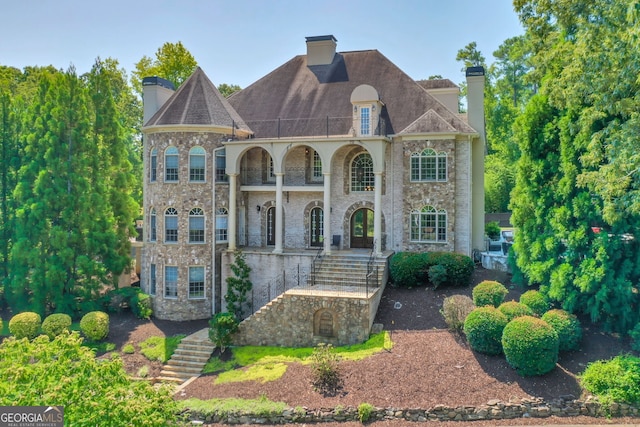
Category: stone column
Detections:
[
  {"x1": 274, "y1": 173, "x2": 284, "y2": 254},
  {"x1": 228, "y1": 173, "x2": 237, "y2": 251},
  {"x1": 374, "y1": 172, "x2": 383, "y2": 255},
  {"x1": 323, "y1": 172, "x2": 332, "y2": 254}
]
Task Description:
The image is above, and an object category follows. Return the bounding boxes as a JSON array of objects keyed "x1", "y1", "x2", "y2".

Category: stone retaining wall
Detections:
[{"x1": 185, "y1": 396, "x2": 639, "y2": 424}]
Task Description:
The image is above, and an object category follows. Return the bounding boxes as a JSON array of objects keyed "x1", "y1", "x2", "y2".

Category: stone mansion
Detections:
[{"x1": 141, "y1": 35, "x2": 485, "y2": 322}]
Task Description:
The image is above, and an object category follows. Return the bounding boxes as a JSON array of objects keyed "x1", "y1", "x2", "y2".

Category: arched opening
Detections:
[{"x1": 350, "y1": 208, "x2": 374, "y2": 248}]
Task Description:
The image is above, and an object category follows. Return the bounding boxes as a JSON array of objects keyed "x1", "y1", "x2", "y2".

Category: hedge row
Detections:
[{"x1": 390, "y1": 251, "x2": 474, "y2": 288}]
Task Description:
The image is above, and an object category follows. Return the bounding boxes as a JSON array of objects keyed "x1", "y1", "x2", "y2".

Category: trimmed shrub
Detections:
[
  {"x1": 102, "y1": 287, "x2": 153, "y2": 319},
  {"x1": 498, "y1": 301, "x2": 533, "y2": 322},
  {"x1": 463, "y1": 306, "x2": 508, "y2": 355},
  {"x1": 390, "y1": 252, "x2": 474, "y2": 288},
  {"x1": 519, "y1": 290, "x2": 549, "y2": 316},
  {"x1": 9, "y1": 312, "x2": 41, "y2": 339},
  {"x1": 580, "y1": 355, "x2": 640, "y2": 405},
  {"x1": 80, "y1": 311, "x2": 110, "y2": 342},
  {"x1": 41, "y1": 313, "x2": 72, "y2": 339},
  {"x1": 472, "y1": 280, "x2": 508, "y2": 307},
  {"x1": 630, "y1": 323, "x2": 640, "y2": 352},
  {"x1": 441, "y1": 295, "x2": 475, "y2": 332},
  {"x1": 541, "y1": 309, "x2": 582, "y2": 352},
  {"x1": 502, "y1": 316, "x2": 559, "y2": 376}
]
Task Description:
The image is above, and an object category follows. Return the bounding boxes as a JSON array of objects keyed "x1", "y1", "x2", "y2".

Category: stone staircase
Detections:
[
  {"x1": 310, "y1": 253, "x2": 387, "y2": 289},
  {"x1": 158, "y1": 328, "x2": 214, "y2": 384}
]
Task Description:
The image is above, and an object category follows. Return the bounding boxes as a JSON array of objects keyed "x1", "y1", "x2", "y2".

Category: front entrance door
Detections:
[
  {"x1": 266, "y1": 206, "x2": 276, "y2": 246},
  {"x1": 351, "y1": 208, "x2": 374, "y2": 248},
  {"x1": 310, "y1": 207, "x2": 323, "y2": 247}
]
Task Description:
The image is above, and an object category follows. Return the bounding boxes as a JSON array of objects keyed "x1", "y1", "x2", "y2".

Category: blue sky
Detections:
[{"x1": 1, "y1": 0, "x2": 523, "y2": 88}]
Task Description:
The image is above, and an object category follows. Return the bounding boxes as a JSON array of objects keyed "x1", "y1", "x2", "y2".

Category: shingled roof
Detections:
[
  {"x1": 144, "y1": 67, "x2": 252, "y2": 134},
  {"x1": 227, "y1": 50, "x2": 475, "y2": 138}
]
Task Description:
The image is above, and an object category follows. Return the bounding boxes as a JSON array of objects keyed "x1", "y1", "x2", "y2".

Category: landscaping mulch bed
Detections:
[{"x1": 105, "y1": 267, "x2": 639, "y2": 426}]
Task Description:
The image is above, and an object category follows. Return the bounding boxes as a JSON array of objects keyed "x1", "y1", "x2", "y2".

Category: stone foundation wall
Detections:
[
  {"x1": 233, "y1": 289, "x2": 380, "y2": 347},
  {"x1": 185, "y1": 396, "x2": 639, "y2": 425}
]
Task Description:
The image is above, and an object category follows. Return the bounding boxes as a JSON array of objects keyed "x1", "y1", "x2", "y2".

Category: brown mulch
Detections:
[{"x1": 106, "y1": 268, "x2": 640, "y2": 425}]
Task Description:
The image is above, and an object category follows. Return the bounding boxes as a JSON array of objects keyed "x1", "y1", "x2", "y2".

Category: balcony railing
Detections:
[{"x1": 243, "y1": 116, "x2": 388, "y2": 139}]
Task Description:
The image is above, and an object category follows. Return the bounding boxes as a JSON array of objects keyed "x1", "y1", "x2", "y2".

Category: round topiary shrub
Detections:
[
  {"x1": 519, "y1": 290, "x2": 549, "y2": 316},
  {"x1": 472, "y1": 280, "x2": 508, "y2": 307},
  {"x1": 9, "y1": 312, "x2": 42, "y2": 339},
  {"x1": 541, "y1": 309, "x2": 582, "y2": 352},
  {"x1": 463, "y1": 306, "x2": 509, "y2": 355},
  {"x1": 441, "y1": 294, "x2": 475, "y2": 332},
  {"x1": 80, "y1": 311, "x2": 110, "y2": 342},
  {"x1": 502, "y1": 316, "x2": 559, "y2": 376},
  {"x1": 42, "y1": 313, "x2": 72, "y2": 340},
  {"x1": 498, "y1": 300, "x2": 533, "y2": 322}
]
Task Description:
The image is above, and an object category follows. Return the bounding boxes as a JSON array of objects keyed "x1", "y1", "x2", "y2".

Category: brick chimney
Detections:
[
  {"x1": 142, "y1": 76, "x2": 175, "y2": 125},
  {"x1": 306, "y1": 35, "x2": 337, "y2": 66}
]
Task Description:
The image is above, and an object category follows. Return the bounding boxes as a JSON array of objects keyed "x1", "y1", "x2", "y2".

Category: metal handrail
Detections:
[
  {"x1": 310, "y1": 245, "x2": 324, "y2": 286},
  {"x1": 365, "y1": 240, "x2": 378, "y2": 297}
]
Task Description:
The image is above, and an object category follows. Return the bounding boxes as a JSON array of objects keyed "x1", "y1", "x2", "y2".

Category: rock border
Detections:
[{"x1": 184, "y1": 396, "x2": 639, "y2": 424}]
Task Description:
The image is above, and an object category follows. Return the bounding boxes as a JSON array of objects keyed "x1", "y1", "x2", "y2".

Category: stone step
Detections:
[
  {"x1": 161, "y1": 364, "x2": 203, "y2": 375},
  {"x1": 166, "y1": 356, "x2": 208, "y2": 367}
]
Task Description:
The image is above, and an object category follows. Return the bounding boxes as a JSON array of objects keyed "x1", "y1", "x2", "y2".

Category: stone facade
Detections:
[{"x1": 141, "y1": 130, "x2": 229, "y2": 321}]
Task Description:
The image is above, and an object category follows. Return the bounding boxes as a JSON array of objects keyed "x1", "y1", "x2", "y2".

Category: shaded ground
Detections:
[{"x1": 103, "y1": 268, "x2": 638, "y2": 425}]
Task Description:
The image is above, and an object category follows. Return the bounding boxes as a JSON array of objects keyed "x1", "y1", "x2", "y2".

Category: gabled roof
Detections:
[
  {"x1": 400, "y1": 110, "x2": 458, "y2": 134},
  {"x1": 416, "y1": 79, "x2": 458, "y2": 90},
  {"x1": 227, "y1": 50, "x2": 475, "y2": 138},
  {"x1": 144, "y1": 67, "x2": 252, "y2": 133}
]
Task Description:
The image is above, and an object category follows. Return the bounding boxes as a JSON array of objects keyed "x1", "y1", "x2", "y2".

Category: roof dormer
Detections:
[{"x1": 350, "y1": 84, "x2": 384, "y2": 137}]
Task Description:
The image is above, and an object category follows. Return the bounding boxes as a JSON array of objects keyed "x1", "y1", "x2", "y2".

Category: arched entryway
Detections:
[
  {"x1": 309, "y1": 207, "x2": 324, "y2": 247},
  {"x1": 350, "y1": 208, "x2": 374, "y2": 248}
]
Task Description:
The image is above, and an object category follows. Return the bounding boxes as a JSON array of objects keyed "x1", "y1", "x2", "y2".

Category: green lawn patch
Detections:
[
  {"x1": 139, "y1": 334, "x2": 185, "y2": 363},
  {"x1": 178, "y1": 396, "x2": 287, "y2": 418}
]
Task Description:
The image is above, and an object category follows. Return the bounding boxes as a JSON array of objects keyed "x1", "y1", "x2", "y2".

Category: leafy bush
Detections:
[
  {"x1": 463, "y1": 306, "x2": 508, "y2": 355},
  {"x1": 131, "y1": 292, "x2": 153, "y2": 320},
  {"x1": 0, "y1": 317, "x2": 3, "y2": 335},
  {"x1": 472, "y1": 280, "x2": 508, "y2": 307},
  {"x1": 0, "y1": 332, "x2": 178, "y2": 425},
  {"x1": 358, "y1": 402, "x2": 375, "y2": 423},
  {"x1": 310, "y1": 343, "x2": 342, "y2": 396},
  {"x1": 102, "y1": 287, "x2": 153, "y2": 319},
  {"x1": 519, "y1": 290, "x2": 549, "y2": 316},
  {"x1": 9, "y1": 312, "x2": 42, "y2": 339},
  {"x1": 122, "y1": 343, "x2": 135, "y2": 354},
  {"x1": 485, "y1": 221, "x2": 501, "y2": 240},
  {"x1": 502, "y1": 316, "x2": 559, "y2": 376},
  {"x1": 630, "y1": 323, "x2": 640, "y2": 352},
  {"x1": 498, "y1": 301, "x2": 533, "y2": 322},
  {"x1": 389, "y1": 252, "x2": 474, "y2": 288},
  {"x1": 441, "y1": 295, "x2": 475, "y2": 332},
  {"x1": 209, "y1": 312, "x2": 239, "y2": 353},
  {"x1": 580, "y1": 355, "x2": 640, "y2": 405},
  {"x1": 541, "y1": 309, "x2": 582, "y2": 352},
  {"x1": 79, "y1": 311, "x2": 110, "y2": 342},
  {"x1": 41, "y1": 313, "x2": 72, "y2": 339}
]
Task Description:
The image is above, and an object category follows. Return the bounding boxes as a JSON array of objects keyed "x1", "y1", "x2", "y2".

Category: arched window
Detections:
[
  {"x1": 149, "y1": 208, "x2": 157, "y2": 242},
  {"x1": 410, "y1": 148, "x2": 447, "y2": 182},
  {"x1": 189, "y1": 146, "x2": 206, "y2": 182},
  {"x1": 189, "y1": 208, "x2": 205, "y2": 243},
  {"x1": 215, "y1": 207, "x2": 228, "y2": 242},
  {"x1": 165, "y1": 207, "x2": 178, "y2": 243},
  {"x1": 410, "y1": 205, "x2": 447, "y2": 242},
  {"x1": 165, "y1": 146, "x2": 179, "y2": 182},
  {"x1": 150, "y1": 148, "x2": 157, "y2": 182},
  {"x1": 351, "y1": 153, "x2": 374, "y2": 192}
]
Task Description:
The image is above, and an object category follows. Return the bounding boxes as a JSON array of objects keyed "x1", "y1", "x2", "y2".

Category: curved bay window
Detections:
[
  {"x1": 165, "y1": 146, "x2": 179, "y2": 182},
  {"x1": 410, "y1": 205, "x2": 447, "y2": 243},
  {"x1": 189, "y1": 146, "x2": 206, "y2": 182},
  {"x1": 351, "y1": 153, "x2": 374, "y2": 192}
]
